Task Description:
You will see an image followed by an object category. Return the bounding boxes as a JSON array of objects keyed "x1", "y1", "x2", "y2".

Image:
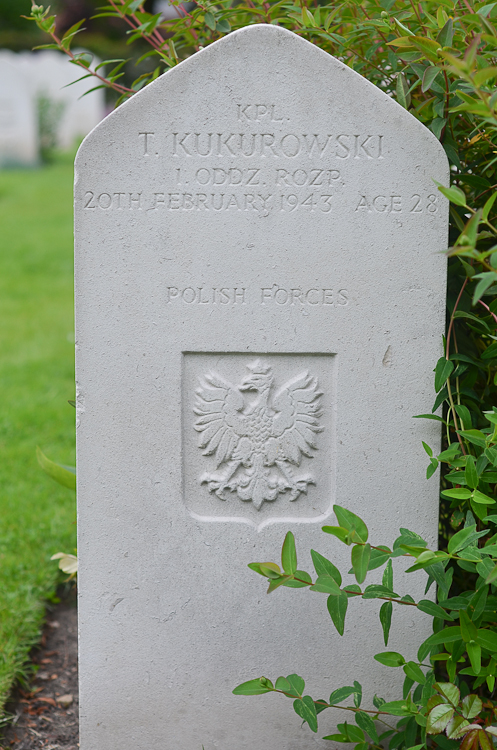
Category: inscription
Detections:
[
  {"x1": 171, "y1": 133, "x2": 383, "y2": 159},
  {"x1": 137, "y1": 131, "x2": 383, "y2": 160},
  {"x1": 237, "y1": 104, "x2": 285, "y2": 122},
  {"x1": 166, "y1": 286, "x2": 349, "y2": 307},
  {"x1": 83, "y1": 190, "x2": 437, "y2": 217},
  {"x1": 354, "y1": 194, "x2": 439, "y2": 213},
  {"x1": 194, "y1": 360, "x2": 323, "y2": 509},
  {"x1": 167, "y1": 287, "x2": 247, "y2": 304}
]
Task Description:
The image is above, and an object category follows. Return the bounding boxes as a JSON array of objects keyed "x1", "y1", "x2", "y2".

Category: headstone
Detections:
[
  {"x1": 0, "y1": 60, "x2": 38, "y2": 167},
  {"x1": 0, "y1": 50, "x2": 105, "y2": 150},
  {"x1": 75, "y1": 25, "x2": 448, "y2": 750}
]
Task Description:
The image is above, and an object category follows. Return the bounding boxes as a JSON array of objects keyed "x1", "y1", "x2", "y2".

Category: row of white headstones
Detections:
[{"x1": 0, "y1": 50, "x2": 105, "y2": 167}]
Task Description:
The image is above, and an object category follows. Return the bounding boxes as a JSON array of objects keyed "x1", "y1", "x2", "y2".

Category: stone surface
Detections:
[
  {"x1": 74, "y1": 25, "x2": 449, "y2": 750},
  {"x1": 0, "y1": 50, "x2": 105, "y2": 150},
  {"x1": 0, "y1": 59, "x2": 38, "y2": 167}
]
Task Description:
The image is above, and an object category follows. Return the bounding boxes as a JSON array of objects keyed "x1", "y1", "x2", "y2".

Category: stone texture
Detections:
[
  {"x1": 74, "y1": 25, "x2": 449, "y2": 750},
  {"x1": 0, "y1": 50, "x2": 105, "y2": 149},
  {"x1": 0, "y1": 59, "x2": 38, "y2": 167}
]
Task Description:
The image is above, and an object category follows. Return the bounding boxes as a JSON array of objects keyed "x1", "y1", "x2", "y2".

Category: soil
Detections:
[{"x1": 1, "y1": 590, "x2": 79, "y2": 750}]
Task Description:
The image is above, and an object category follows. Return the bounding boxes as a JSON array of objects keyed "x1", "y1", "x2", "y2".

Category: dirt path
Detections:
[{"x1": 1, "y1": 592, "x2": 79, "y2": 750}]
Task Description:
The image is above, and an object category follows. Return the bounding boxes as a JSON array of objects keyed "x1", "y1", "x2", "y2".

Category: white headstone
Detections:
[
  {"x1": 75, "y1": 25, "x2": 448, "y2": 750},
  {"x1": 0, "y1": 60, "x2": 38, "y2": 167},
  {"x1": 0, "y1": 50, "x2": 105, "y2": 149}
]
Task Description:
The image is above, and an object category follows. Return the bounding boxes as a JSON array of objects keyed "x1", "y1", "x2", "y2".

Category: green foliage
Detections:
[
  {"x1": 0, "y1": 155, "x2": 76, "y2": 717},
  {"x1": 234, "y1": 505, "x2": 497, "y2": 747},
  {"x1": 36, "y1": 446, "x2": 76, "y2": 490}
]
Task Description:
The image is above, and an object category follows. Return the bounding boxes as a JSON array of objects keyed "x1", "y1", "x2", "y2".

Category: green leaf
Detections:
[
  {"x1": 483, "y1": 193, "x2": 497, "y2": 222},
  {"x1": 204, "y1": 10, "x2": 216, "y2": 29},
  {"x1": 282, "y1": 570, "x2": 312, "y2": 588},
  {"x1": 334, "y1": 505, "x2": 369, "y2": 543},
  {"x1": 427, "y1": 704, "x2": 455, "y2": 734},
  {"x1": 285, "y1": 674, "x2": 305, "y2": 697},
  {"x1": 458, "y1": 430, "x2": 488, "y2": 448},
  {"x1": 421, "y1": 627, "x2": 462, "y2": 648},
  {"x1": 474, "y1": 66, "x2": 497, "y2": 87},
  {"x1": 367, "y1": 546, "x2": 392, "y2": 570},
  {"x1": 327, "y1": 591, "x2": 348, "y2": 635},
  {"x1": 312, "y1": 575, "x2": 341, "y2": 595},
  {"x1": 467, "y1": 640, "x2": 482, "y2": 674},
  {"x1": 374, "y1": 651, "x2": 406, "y2": 667},
  {"x1": 452, "y1": 311, "x2": 490, "y2": 332},
  {"x1": 441, "y1": 488, "x2": 472, "y2": 500},
  {"x1": 380, "y1": 601, "x2": 393, "y2": 645},
  {"x1": 36, "y1": 446, "x2": 76, "y2": 490},
  {"x1": 322, "y1": 525, "x2": 349, "y2": 544},
  {"x1": 396, "y1": 72, "x2": 410, "y2": 108},
  {"x1": 446, "y1": 715, "x2": 471, "y2": 739},
  {"x1": 413, "y1": 413, "x2": 446, "y2": 422},
  {"x1": 404, "y1": 661, "x2": 426, "y2": 684},
  {"x1": 267, "y1": 574, "x2": 292, "y2": 593},
  {"x1": 435, "y1": 682, "x2": 460, "y2": 706},
  {"x1": 275, "y1": 676, "x2": 292, "y2": 692},
  {"x1": 477, "y1": 629, "x2": 497, "y2": 652},
  {"x1": 281, "y1": 531, "x2": 297, "y2": 575},
  {"x1": 465, "y1": 456, "x2": 479, "y2": 490},
  {"x1": 461, "y1": 694, "x2": 483, "y2": 719},
  {"x1": 473, "y1": 272, "x2": 497, "y2": 305},
  {"x1": 329, "y1": 686, "x2": 356, "y2": 705},
  {"x1": 351, "y1": 544, "x2": 371, "y2": 584},
  {"x1": 437, "y1": 18, "x2": 454, "y2": 47},
  {"x1": 293, "y1": 696, "x2": 318, "y2": 733},
  {"x1": 258, "y1": 562, "x2": 281, "y2": 578},
  {"x1": 363, "y1": 584, "x2": 399, "y2": 599},
  {"x1": 455, "y1": 404, "x2": 472, "y2": 429},
  {"x1": 448, "y1": 524, "x2": 479, "y2": 554},
  {"x1": 435, "y1": 357, "x2": 454, "y2": 392},
  {"x1": 355, "y1": 711, "x2": 379, "y2": 743},
  {"x1": 423, "y1": 441, "x2": 433, "y2": 458},
  {"x1": 417, "y1": 599, "x2": 454, "y2": 621},
  {"x1": 485, "y1": 562, "x2": 497, "y2": 584},
  {"x1": 353, "y1": 681, "x2": 362, "y2": 708},
  {"x1": 438, "y1": 184, "x2": 467, "y2": 207},
  {"x1": 311, "y1": 549, "x2": 342, "y2": 585},
  {"x1": 380, "y1": 700, "x2": 412, "y2": 716},
  {"x1": 216, "y1": 18, "x2": 231, "y2": 33},
  {"x1": 382, "y1": 558, "x2": 393, "y2": 590},
  {"x1": 233, "y1": 678, "x2": 273, "y2": 695},
  {"x1": 472, "y1": 490, "x2": 496, "y2": 505},
  {"x1": 422, "y1": 66, "x2": 441, "y2": 92}
]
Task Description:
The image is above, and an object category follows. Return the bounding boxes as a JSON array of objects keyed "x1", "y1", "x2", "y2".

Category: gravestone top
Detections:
[
  {"x1": 75, "y1": 24, "x2": 448, "y2": 750},
  {"x1": 0, "y1": 59, "x2": 38, "y2": 167}
]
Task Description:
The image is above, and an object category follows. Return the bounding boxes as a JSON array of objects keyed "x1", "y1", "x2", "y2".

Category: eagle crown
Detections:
[{"x1": 239, "y1": 360, "x2": 273, "y2": 397}]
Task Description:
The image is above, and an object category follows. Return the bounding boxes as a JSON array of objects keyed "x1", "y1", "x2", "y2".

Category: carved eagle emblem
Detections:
[{"x1": 193, "y1": 360, "x2": 323, "y2": 509}]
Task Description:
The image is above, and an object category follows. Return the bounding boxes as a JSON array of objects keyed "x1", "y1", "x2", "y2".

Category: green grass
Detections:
[{"x1": 0, "y1": 154, "x2": 76, "y2": 717}]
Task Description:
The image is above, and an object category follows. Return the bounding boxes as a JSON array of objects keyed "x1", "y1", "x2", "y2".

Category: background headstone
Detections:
[
  {"x1": 0, "y1": 59, "x2": 38, "y2": 167},
  {"x1": 0, "y1": 50, "x2": 105, "y2": 150},
  {"x1": 75, "y1": 25, "x2": 448, "y2": 750}
]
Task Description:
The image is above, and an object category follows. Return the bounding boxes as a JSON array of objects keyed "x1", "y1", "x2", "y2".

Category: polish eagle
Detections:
[{"x1": 193, "y1": 360, "x2": 323, "y2": 509}]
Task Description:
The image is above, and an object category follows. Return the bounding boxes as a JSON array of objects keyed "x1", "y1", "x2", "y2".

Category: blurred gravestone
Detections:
[
  {"x1": 0, "y1": 59, "x2": 38, "y2": 167},
  {"x1": 74, "y1": 25, "x2": 448, "y2": 750},
  {"x1": 0, "y1": 50, "x2": 105, "y2": 150}
]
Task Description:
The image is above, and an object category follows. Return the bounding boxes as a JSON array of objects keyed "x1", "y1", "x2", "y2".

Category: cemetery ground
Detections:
[{"x1": 0, "y1": 153, "x2": 76, "y2": 733}]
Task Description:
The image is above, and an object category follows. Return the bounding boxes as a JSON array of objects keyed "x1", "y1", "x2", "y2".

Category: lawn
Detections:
[{"x1": 0, "y1": 154, "x2": 76, "y2": 719}]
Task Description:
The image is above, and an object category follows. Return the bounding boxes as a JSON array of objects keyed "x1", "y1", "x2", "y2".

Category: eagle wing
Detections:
[
  {"x1": 268, "y1": 372, "x2": 323, "y2": 465},
  {"x1": 194, "y1": 371, "x2": 248, "y2": 467}
]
